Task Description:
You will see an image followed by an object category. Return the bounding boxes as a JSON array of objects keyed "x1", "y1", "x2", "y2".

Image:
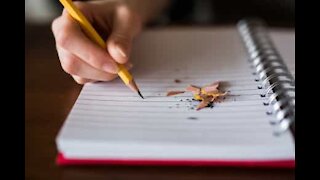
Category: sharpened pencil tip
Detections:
[{"x1": 138, "y1": 91, "x2": 144, "y2": 99}]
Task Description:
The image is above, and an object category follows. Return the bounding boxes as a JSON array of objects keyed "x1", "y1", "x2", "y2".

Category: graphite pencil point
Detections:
[{"x1": 138, "y1": 91, "x2": 144, "y2": 99}]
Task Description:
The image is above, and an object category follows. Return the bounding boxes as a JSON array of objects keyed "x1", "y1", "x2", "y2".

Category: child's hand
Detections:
[{"x1": 52, "y1": 0, "x2": 142, "y2": 84}]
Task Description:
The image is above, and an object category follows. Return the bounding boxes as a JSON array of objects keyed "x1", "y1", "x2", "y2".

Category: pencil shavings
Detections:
[
  {"x1": 186, "y1": 85, "x2": 201, "y2": 95},
  {"x1": 167, "y1": 81, "x2": 228, "y2": 111},
  {"x1": 166, "y1": 91, "x2": 185, "y2": 96}
]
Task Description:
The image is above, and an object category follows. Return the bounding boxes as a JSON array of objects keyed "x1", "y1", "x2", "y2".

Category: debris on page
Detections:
[{"x1": 167, "y1": 81, "x2": 228, "y2": 111}]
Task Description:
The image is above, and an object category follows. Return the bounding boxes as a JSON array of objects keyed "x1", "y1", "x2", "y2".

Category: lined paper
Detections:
[{"x1": 56, "y1": 28, "x2": 295, "y2": 160}]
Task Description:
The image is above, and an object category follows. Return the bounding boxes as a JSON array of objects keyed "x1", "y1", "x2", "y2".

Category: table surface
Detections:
[{"x1": 25, "y1": 24, "x2": 295, "y2": 180}]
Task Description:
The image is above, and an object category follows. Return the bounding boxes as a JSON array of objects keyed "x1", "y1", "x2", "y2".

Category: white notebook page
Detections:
[{"x1": 56, "y1": 28, "x2": 295, "y2": 161}]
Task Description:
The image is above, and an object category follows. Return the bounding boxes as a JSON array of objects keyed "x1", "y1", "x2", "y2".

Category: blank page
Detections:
[{"x1": 56, "y1": 28, "x2": 295, "y2": 161}]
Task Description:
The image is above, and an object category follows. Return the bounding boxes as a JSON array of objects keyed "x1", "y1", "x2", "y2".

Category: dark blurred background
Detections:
[
  {"x1": 165, "y1": 0, "x2": 294, "y2": 27},
  {"x1": 25, "y1": 0, "x2": 295, "y2": 66},
  {"x1": 26, "y1": 0, "x2": 294, "y2": 27}
]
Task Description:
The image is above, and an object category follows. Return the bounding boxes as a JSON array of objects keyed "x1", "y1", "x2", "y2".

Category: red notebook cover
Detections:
[{"x1": 56, "y1": 153, "x2": 295, "y2": 168}]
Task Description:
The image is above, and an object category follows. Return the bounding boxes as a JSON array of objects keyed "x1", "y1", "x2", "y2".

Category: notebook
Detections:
[{"x1": 56, "y1": 19, "x2": 295, "y2": 168}]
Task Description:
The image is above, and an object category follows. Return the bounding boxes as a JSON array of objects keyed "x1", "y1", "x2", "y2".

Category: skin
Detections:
[{"x1": 52, "y1": 0, "x2": 169, "y2": 84}]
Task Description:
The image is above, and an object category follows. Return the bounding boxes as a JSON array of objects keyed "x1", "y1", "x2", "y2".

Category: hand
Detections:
[{"x1": 52, "y1": 0, "x2": 142, "y2": 84}]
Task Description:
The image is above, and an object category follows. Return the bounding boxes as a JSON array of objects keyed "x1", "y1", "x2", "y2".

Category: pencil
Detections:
[{"x1": 59, "y1": 0, "x2": 144, "y2": 99}]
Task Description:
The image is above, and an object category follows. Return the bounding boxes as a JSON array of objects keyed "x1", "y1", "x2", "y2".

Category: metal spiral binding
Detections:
[{"x1": 237, "y1": 18, "x2": 295, "y2": 135}]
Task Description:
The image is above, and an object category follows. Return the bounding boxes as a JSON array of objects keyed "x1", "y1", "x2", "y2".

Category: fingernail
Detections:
[
  {"x1": 116, "y1": 45, "x2": 127, "y2": 58},
  {"x1": 102, "y1": 63, "x2": 119, "y2": 74}
]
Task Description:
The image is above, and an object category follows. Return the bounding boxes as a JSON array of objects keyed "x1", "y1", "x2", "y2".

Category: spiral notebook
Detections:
[{"x1": 56, "y1": 19, "x2": 295, "y2": 168}]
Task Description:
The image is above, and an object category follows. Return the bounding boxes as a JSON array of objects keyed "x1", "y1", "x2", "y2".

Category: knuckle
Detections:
[
  {"x1": 52, "y1": 17, "x2": 72, "y2": 49},
  {"x1": 74, "y1": 77, "x2": 85, "y2": 84},
  {"x1": 51, "y1": 17, "x2": 60, "y2": 34},
  {"x1": 55, "y1": 29, "x2": 70, "y2": 49},
  {"x1": 56, "y1": 30, "x2": 70, "y2": 49},
  {"x1": 115, "y1": 4, "x2": 131, "y2": 16},
  {"x1": 72, "y1": 75, "x2": 88, "y2": 85},
  {"x1": 61, "y1": 55, "x2": 78, "y2": 75},
  {"x1": 115, "y1": 4, "x2": 140, "y2": 22}
]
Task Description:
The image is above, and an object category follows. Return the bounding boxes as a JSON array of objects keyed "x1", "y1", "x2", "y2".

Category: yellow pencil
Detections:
[{"x1": 59, "y1": 0, "x2": 144, "y2": 99}]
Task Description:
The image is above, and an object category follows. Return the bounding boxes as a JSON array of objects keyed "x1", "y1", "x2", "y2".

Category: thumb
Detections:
[
  {"x1": 107, "y1": 5, "x2": 141, "y2": 64},
  {"x1": 107, "y1": 33, "x2": 131, "y2": 64}
]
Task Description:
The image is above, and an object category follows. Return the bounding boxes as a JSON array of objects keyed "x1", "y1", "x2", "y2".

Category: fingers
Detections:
[
  {"x1": 52, "y1": 13, "x2": 119, "y2": 74},
  {"x1": 57, "y1": 47, "x2": 120, "y2": 81},
  {"x1": 72, "y1": 75, "x2": 94, "y2": 85},
  {"x1": 51, "y1": 1, "x2": 139, "y2": 85},
  {"x1": 57, "y1": 47, "x2": 133, "y2": 83},
  {"x1": 107, "y1": 5, "x2": 142, "y2": 64}
]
